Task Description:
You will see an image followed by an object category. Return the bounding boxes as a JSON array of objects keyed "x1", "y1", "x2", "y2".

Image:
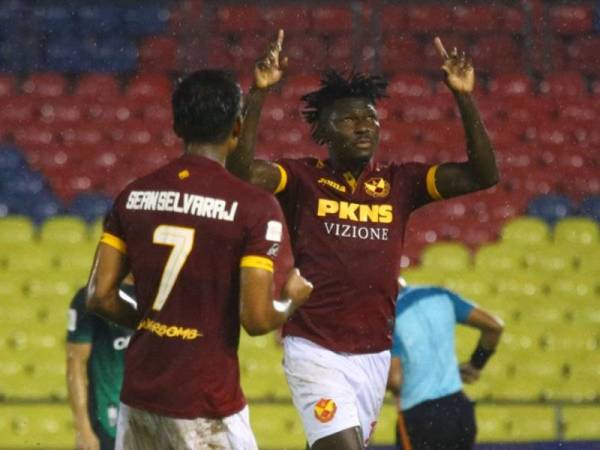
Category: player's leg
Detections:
[
  {"x1": 222, "y1": 405, "x2": 259, "y2": 450},
  {"x1": 455, "y1": 392, "x2": 477, "y2": 450},
  {"x1": 311, "y1": 426, "x2": 364, "y2": 450}
]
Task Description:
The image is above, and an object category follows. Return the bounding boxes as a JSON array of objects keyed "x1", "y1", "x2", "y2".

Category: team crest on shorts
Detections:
[
  {"x1": 314, "y1": 398, "x2": 337, "y2": 423},
  {"x1": 364, "y1": 177, "x2": 390, "y2": 198}
]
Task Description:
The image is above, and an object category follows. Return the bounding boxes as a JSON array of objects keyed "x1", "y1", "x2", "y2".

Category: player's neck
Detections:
[
  {"x1": 329, "y1": 156, "x2": 369, "y2": 179},
  {"x1": 184, "y1": 142, "x2": 228, "y2": 166}
]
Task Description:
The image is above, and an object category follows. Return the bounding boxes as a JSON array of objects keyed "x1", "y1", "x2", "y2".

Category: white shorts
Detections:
[
  {"x1": 115, "y1": 403, "x2": 258, "y2": 450},
  {"x1": 283, "y1": 336, "x2": 391, "y2": 447}
]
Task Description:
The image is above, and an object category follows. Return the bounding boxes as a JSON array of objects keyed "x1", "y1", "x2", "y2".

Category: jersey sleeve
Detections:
[
  {"x1": 240, "y1": 193, "x2": 294, "y2": 297},
  {"x1": 446, "y1": 289, "x2": 476, "y2": 324},
  {"x1": 66, "y1": 288, "x2": 93, "y2": 343},
  {"x1": 100, "y1": 191, "x2": 127, "y2": 254},
  {"x1": 273, "y1": 158, "x2": 300, "y2": 205},
  {"x1": 395, "y1": 162, "x2": 443, "y2": 211}
]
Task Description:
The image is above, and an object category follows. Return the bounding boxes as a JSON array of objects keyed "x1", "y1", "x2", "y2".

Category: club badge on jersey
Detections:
[{"x1": 314, "y1": 398, "x2": 337, "y2": 423}]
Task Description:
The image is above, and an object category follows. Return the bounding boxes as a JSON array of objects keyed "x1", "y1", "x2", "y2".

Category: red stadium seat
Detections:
[
  {"x1": 453, "y1": 5, "x2": 499, "y2": 33},
  {"x1": 227, "y1": 34, "x2": 270, "y2": 72},
  {"x1": 86, "y1": 99, "x2": 133, "y2": 125},
  {"x1": 22, "y1": 73, "x2": 68, "y2": 97},
  {"x1": 50, "y1": 173, "x2": 100, "y2": 202},
  {"x1": 388, "y1": 73, "x2": 432, "y2": 98},
  {"x1": 400, "y1": 97, "x2": 453, "y2": 123},
  {"x1": 380, "y1": 36, "x2": 421, "y2": 74},
  {"x1": 284, "y1": 35, "x2": 327, "y2": 72},
  {"x1": 567, "y1": 37, "x2": 600, "y2": 75},
  {"x1": 61, "y1": 125, "x2": 106, "y2": 147},
  {"x1": 380, "y1": 5, "x2": 408, "y2": 33},
  {"x1": 559, "y1": 167, "x2": 600, "y2": 201},
  {"x1": 205, "y1": 37, "x2": 232, "y2": 68},
  {"x1": 0, "y1": 74, "x2": 16, "y2": 97},
  {"x1": 311, "y1": 6, "x2": 352, "y2": 33},
  {"x1": 0, "y1": 96, "x2": 37, "y2": 127},
  {"x1": 548, "y1": 5, "x2": 593, "y2": 35},
  {"x1": 501, "y1": 7, "x2": 526, "y2": 33},
  {"x1": 142, "y1": 102, "x2": 172, "y2": 129},
  {"x1": 539, "y1": 72, "x2": 587, "y2": 97},
  {"x1": 406, "y1": 5, "x2": 452, "y2": 33},
  {"x1": 488, "y1": 73, "x2": 533, "y2": 97},
  {"x1": 281, "y1": 74, "x2": 321, "y2": 100},
  {"x1": 139, "y1": 36, "x2": 179, "y2": 73},
  {"x1": 108, "y1": 120, "x2": 154, "y2": 149},
  {"x1": 470, "y1": 35, "x2": 523, "y2": 73},
  {"x1": 125, "y1": 74, "x2": 171, "y2": 102},
  {"x1": 497, "y1": 148, "x2": 535, "y2": 169},
  {"x1": 556, "y1": 98, "x2": 596, "y2": 124},
  {"x1": 328, "y1": 34, "x2": 353, "y2": 67},
  {"x1": 216, "y1": 5, "x2": 263, "y2": 33},
  {"x1": 261, "y1": 5, "x2": 311, "y2": 33},
  {"x1": 503, "y1": 167, "x2": 560, "y2": 197},
  {"x1": 26, "y1": 144, "x2": 76, "y2": 172},
  {"x1": 74, "y1": 74, "x2": 120, "y2": 100},
  {"x1": 525, "y1": 123, "x2": 569, "y2": 148},
  {"x1": 38, "y1": 98, "x2": 83, "y2": 128},
  {"x1": 13, "y1": 124, "x2": 55, "y2": 147}
]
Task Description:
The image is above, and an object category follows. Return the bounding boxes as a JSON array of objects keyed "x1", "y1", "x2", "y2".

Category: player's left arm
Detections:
[
  {"x1": 430, "y1": 37, "x2": 499, "y2": 199},
  {"x1": 387, "y1": 356, "x2": 403, "y2": 398},
  {"x1": 86, "y1": 242, "x2": 141, "y2": 329}
]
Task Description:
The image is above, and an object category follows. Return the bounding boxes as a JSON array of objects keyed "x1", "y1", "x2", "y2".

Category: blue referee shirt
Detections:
[{"x1": 391, "y1": 286, "x2": 475, "y2": 411}]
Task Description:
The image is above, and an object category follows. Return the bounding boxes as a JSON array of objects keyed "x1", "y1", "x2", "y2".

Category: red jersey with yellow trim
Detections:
[
  {"x1": 276, "y1": 157, "x2": 439, "y2": 353},
  {"x1": 102, "y1": 154, "x2": 292, "y2": 419}
]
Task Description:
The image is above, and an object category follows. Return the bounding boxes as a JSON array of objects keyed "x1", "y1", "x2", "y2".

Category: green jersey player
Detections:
[{"x1": 66, "y1": 282, "x2": 135, "y2": 450}]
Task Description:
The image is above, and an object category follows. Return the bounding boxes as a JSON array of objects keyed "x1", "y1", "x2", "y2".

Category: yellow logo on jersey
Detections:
[
  {"x1": 364, "y1": 177, "x2": 390, "y2": 198},
  {"x1": 178, "y1": 169, "x2": 190, "y2": 180},
  {"x1": 138, "y1": 318, "x2": 201, "y2": 340},
  {"x1": 318, "y1": 178, "x2": 347, "y2": 193},
  {"x1": 317, "y1": 199, "x2": 393, "y2": 223}
]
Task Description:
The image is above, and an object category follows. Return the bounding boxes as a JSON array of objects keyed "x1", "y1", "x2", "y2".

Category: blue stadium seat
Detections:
[
  {"x1": 0, "y1": 2, "x2": 26, "y2": 40},
  {"x1": 0, "y1": 38, "x2": 42, "y2": 72},
  {"x1": 77, "y1": 5, "x2": 122, "y2": 36},
  {"x1": 527, "y1": 194, "x2": 576, "y2": 225},
  {"x1": 2, "y1": 170, "x2": 47, "y2": 197},
  {"x1": 8, "y1": 191, "x2": 62, "y2": 224},
  {"x1": 0, "y1": 146, "x2": 28, "y2": 174},
  {"x1": 32, "y1": 5, "x2": 77, "y2": 37},
  {"x1": 68, "y1": 192, "x2": 112, "y2": 223},
  {"x1": 123, "y1": 4, "x2": 169, "y2": 36},
  {"x1": 88, "y1": 37, "x2": 138, "y2": 73},
  {"x1": 46, "y1": 37, "x2": 89, "y2": 73},
  {"x1": 580, "y1": 196, "x2": 600, "y2": 222}
]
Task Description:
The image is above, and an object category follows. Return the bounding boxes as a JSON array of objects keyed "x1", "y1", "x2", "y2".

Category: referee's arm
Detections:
[{"x1": 461, "y1": 307, "x2": 504, "y2": 383}]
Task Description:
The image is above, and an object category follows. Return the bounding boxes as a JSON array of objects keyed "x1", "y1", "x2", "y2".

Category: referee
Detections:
[{"x1": 388, "y1": 279, "x2": 504, "y2": 450}]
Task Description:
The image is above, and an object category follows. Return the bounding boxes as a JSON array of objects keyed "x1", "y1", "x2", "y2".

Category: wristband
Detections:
[
  {"x1": 469, "y1": 342, "x2": 494, "y2": 369},
  {"x1": 273, "y1": 298, "x2": 293, "y2": 315}
]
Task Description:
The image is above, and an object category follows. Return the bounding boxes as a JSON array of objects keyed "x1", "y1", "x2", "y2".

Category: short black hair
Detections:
[
  {"x1": 172, "y1": 70, "x2": 242, "y2": 144},
  {"x1": 301, "y1": 70, "x2": 388, "y2": 144}
]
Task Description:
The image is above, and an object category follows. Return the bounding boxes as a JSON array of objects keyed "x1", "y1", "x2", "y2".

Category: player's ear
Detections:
[{"x1": 228, "y1": 115, "x2": 243, "y2": 153}]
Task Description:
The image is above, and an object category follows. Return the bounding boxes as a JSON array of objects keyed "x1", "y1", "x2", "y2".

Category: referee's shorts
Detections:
[{"x1": 396, "y1": 391, "x2": 476, "y2": 450}]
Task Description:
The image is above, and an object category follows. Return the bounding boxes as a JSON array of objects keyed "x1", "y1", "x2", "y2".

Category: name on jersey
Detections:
[
  {"x1": 317, "y1": 199, "x2": 393, "y2": 223},
  {"x1": 126, "y1": 190, "x2": 238, "y2": 222},
  {"x1": 138, "y1": 317, "x2": 202, "y2": 340},
  {"x1": 318, "y1": 178, "x2": 347, "y2": 192}
]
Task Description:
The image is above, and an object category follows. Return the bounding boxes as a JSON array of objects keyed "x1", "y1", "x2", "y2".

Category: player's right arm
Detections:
[
  {"x1": 226, "y1": 29, "x2": 287, "y2": 193},
  {"x1": 240, "y1": 267, "x2": 312, "y2": 336},
  {"x1": 66, "y1": 291, "x2": 100, "y2": 450}
]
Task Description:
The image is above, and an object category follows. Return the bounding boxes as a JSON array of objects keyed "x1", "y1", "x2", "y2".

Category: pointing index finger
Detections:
[
  {"x1": 276, "y1": 29, "x2": 284, "y2": 52},
  {"x1": 433, "y1": 36, "x2": 448, "y2": 60}
]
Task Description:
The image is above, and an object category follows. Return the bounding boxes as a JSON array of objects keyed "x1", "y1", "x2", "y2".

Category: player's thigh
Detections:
[
  {"x1": 222, "y1": 405, "x2": 258, "y2": 450},
  {"x1": 311, "y1": 426, "x2": 364, "y2": 450},
  {"x1": 284, "y1": 338, "x2": 361, "y2": 446}
]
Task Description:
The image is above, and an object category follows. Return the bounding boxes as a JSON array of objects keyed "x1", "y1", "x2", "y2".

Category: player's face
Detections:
[{"x1": 322, "y1": 98, "x2": 380, "y2": 165}]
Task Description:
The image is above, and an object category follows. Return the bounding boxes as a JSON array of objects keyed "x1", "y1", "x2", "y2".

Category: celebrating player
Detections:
[
  {"x1": 227, "y1": 30, "x2": 499, "y2": 450},
  {"x1": 86, "y1": 70, "x2": 312, "y2": 449}
]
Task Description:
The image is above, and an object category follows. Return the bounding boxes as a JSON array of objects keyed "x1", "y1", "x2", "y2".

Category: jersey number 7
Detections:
[{"x1": 152, "y1": 225, "x2": 195, "y2": 311}]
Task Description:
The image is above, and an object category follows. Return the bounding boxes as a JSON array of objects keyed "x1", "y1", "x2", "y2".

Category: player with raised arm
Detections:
[
  {"x1": 86, "y1": 70, "x2": 312, "y2": 450},
  {"x1": 227, "y1": 31, "x2": 498, "y2": 450}
]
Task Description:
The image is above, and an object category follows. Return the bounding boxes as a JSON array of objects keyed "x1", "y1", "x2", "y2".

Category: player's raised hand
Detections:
[
  {"x1": 254, "y1": 29, "x2": 288, "y2": 89},
  {"x1": 434, "y1": 37, "x2": 474, "y2": 94},
  {"x1": 459, "y1": 362, "x2": 481, "y2": 384}
]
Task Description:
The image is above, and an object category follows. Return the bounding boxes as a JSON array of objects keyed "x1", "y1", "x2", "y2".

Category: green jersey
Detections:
[{"x1": 67, "y1": 285, "x2": 135, "y2": 438}]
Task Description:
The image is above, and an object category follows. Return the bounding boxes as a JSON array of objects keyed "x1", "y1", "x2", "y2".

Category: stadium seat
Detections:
[
  {"x1": 474, "y1": 244, "x2": 524, "y2": 273},
  {"x1": 548, "y1": 274, "x2": 599, "y2": 301},
  {"x1": 488, "y1": 73, "x2": 533, "y2": 97},
  {"x1": 74, "y1": 74, "x2": 120, "y2": 100},
  {"x1": 0, "y1": 216, "x2": 35, "y2": 245},
  {"x1": 580, "y1": 196, "x2": 600, "y2": 222},
  {"x1": 570, "y1": 304, "x2": 600, "y2": 326},
  {"x1": 0, "y1": 404, "x2": 73, "y2": 448},
  {"x1": 139, "y1": 36, "x2": 179, "y2": 72},
  {"x1": 554, "y1": 217, "x2": 599, "y2": 247},
  {"x1": 494, "y1": 274, "x2": 547, "y2": 299},
  {"x1": 125, "y1": 74, "x2": 171, "y2": 101},
  {"x1": 563, "y1": 406, "x2": 600, "y2": 440},
  {"x1": 501, "y1": 217, "x2": 551, "y2": 246},
  {"x1": 400, "y1": 267, "x2": 444, "y2": 287},
  {"x1": 504, "y1": 406, "x2": 555, "y2": 441},
  {"x1": 68, "y1": 192, "x2": 112, "y2": 223},
  {"x1": 453, "y1": 5, "x2": 499, "y2": 33},
  {"x1": 21, "y1": 73, "x2": 68, "y2": 97},
  {"x1": 0, "y1": 74, "x2": 15, "y2": 97},
  {"x1": 539, "y1": 71, "x2": 588, "y2": 97},
  {"x1": 577, "y1": 249, "x2": 600, "y2": 276},
  {"x1": 123, "y1": 4, "x2": 170, "y2": 36},
  {"x1": 217, "y1": 4, "x2": 263, "y2": 33},
  {"x1": 261, "y1": 5, "x2": 311, "y2": 33},
  {"x1": 471, "y1": 34, "x2": 523, "y2": 73},
  {"x1": 567, "y1": 36, "x2": 600, "y2": 75},
  {"x1": 88, "y1": 38, "x2": 138, "y2": 73},
  {"x1": 406, "y1": 4, "x2": 452, "y2": 33},
  {"x1": 39, "y1": 216, "x2": 88, "y2": 246},
  {"x1": 549, "y1": 5, "x2": 593, "y2": 34},
  {"x1": 420, "y1": 242, "x2": 471, "y2": 272},
  {"x1": 77, "y1": 5, "x2": 121, "y2": 35},
  {"x1": 523, "y1": 246, "x2": 577, "y2": 274},
  {"x1": 311, "y1": 6, "x2": 352, "y2": 33},
  {"x1": 442, "y1": 273, "x2": 493, "y2": 303},
  {"x1": 2, "y1": 244, "x2": 56, "y2": 274}
]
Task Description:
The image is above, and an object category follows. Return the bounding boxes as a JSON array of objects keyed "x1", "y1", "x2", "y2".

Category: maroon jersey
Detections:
[
  {"x1": 101, "y1": 154, "x2": 292, "y2": 419},
  {"x1": 275, "y1": 157, "x2": 441, "y2": 353}
]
